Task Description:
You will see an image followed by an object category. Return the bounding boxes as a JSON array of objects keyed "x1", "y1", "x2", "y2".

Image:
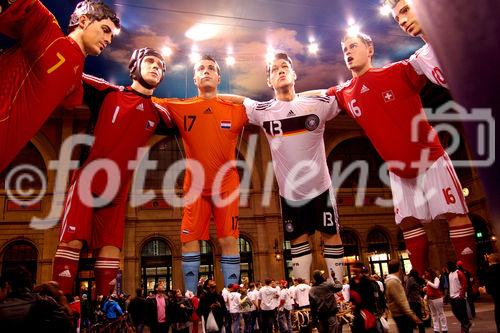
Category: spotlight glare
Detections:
[
  {"x1": 189, "y1": 52, "x2": 201, "y2": 63},
  {"x1": 347, "y1": 17, "x2": 356, "y2": 26},
  {"x1": 185, "y1": 23, "x2": 219, "y2": 41},
  {"x1": 265, "y1": 46, "x2": 275, "y2": 64},
  {"x1": 161, "y1": 46, "x2": 173, "y2": 57},
  {"x1": 226, "y1": 55, "x2": 236, "y2": 66},
  {"x1": 346, "y1": 24, "x2": 361, "y2": 37},
  {"x1": 379, "y1": 4, "x2": 392, "y2": 16},
  {"x1": 308, "y1": 42, "x2": 319, "y2": 55}
]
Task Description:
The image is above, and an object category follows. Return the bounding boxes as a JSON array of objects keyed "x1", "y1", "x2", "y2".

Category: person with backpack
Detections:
[{"x1": 309, "y1": 270, "x2": 343, "y2": 333}]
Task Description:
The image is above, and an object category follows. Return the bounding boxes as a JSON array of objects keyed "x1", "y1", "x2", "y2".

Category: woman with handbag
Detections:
[{"x1": 424, "y1": 269, "x2": 448, "y2": 333}]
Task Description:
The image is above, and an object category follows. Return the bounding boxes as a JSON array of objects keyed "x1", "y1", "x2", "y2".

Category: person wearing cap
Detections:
[
  {"x1": 447, "y1": 261, "x2": 471, "y2": 332},
  {"x1": 308, "y1": 269, "x2": 342, "y2": 333},
  {"x1": 278, "y1": 280, "x2": 293, "y2": 333},
  {"x1": 0, "y1": 0, "x2": 120, "y2": 172},
  {"x1": 52, "y1": 47, "x2": 172, "y2": 297}
]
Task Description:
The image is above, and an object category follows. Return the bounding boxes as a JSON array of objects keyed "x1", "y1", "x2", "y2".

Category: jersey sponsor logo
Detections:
[
  {"x1": 461, "y1": 247, "x2": 474, "y2": 255},
  {"x1": 360, "y1": 84, "x2": 370, "y2": 94},
  {"x1": 58, "y1": 269, "x2": 72, "y2": 278},
  {"x1": 287, "y1": 110, "x2": 296, "y2": 117},
  {"x1": 136, "y1": 103, "x2": 144, "y2": 111},
  {"x1": 203, "y1": 107, "x2": 213, "y2": 114},
  {"x1": 382, "y1": 90, "x2": 395, "y2": 103},
  {"x1": 263, "y1": 114, "x2": 319, "y2": 137},
  {"x1": 145, "y1": 120, "x2": 155, "y2": 130},
  {"x1": 220, "y1": 120, "x2": 232, "y2": 129}
]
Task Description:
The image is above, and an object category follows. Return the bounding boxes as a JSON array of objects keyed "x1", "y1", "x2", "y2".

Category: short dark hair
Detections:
[
  {"x1": 4, "y1": 265, "x2": 33, "y2": 292},
  {"x1": 266, "y1": 52, "x2": 293, "y2": 77},
  {"x1": 388, "y1": 259, "x2": 401, "y2": 274},
  {"x1": 264, "y1": 278, "x2": 272, "y2": 285},
  {"x1": 68, "y1": 0, "x2": 120, "y2": 33},
  {"x1": 193, "y1": 54, "x2": 221, "y2": 75},
  {"x1": 447, "y1": 261, "x2": 457, "y2": 272}
]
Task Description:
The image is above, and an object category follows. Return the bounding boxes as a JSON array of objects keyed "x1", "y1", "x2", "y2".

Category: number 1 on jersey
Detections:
[{"x1": 183, "y1": 115, "x2": 196, "y2": 132}]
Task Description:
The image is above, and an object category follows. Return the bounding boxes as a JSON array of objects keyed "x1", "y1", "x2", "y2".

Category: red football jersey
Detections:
[
  {"x1": 0, "y1": 0, "x2": 85, "y2": 172},
  {"x1": 327, "y1": 61, "x2": 444, "y2": 178},
  {"x1": 77, "y1": 75, "x2": 171, "y2": 197}
]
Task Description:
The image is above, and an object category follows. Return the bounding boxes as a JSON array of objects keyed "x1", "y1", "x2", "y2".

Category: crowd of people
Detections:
[{"x1": 2, "y1": 253, "x2": 500, "y2": 333}]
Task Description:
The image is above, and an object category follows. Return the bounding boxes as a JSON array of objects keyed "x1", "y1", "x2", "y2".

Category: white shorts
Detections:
[{"x1": 390, "y1": 154, "x2": 468, "y2": 225}]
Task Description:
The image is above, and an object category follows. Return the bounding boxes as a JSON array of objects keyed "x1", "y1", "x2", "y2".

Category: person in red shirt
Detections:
[
  {"x1": 154, "y1": 55, "x2": 246, "y2": 294},
  {"x1": 52, "y1": 47, "x2": 172, "y2": 297},
  {"x1": 319, "y1": 32, "x2": 476, "y2": 277},
  {"x1": 0, "y1": 0, "x2": 120, "y2": 172}
]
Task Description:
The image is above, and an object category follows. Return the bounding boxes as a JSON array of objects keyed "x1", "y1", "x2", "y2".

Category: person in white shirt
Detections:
[
  {"x1": 423, "y1": 268, "x2": 448, "y2": 333},
  {"x1": 259, "y1": 278, "x2": 280, "y2": 333},
  {"x1": 242, "y1": 283, "x2": 259, "y2": 333},
  {"x1": 278, "y1": 280, "x2": 294, "y2": 333},
  {"x1": 294, "y1": 278, "x2": 311, "y2": 309},
  {"x1": 341, "y1": 277, "x2": 350, "y2": 303},
  {"x1": 447, "y1": 261, "x2": 471, "y2": 333},
  {"x1": 227, "y1": 284, "x2": 242, "y2": 333}
]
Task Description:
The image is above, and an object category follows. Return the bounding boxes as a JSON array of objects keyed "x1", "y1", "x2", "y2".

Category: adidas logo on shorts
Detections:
[
  {"x1": 461, "y1": 247, "x2": 473, "y2": 255},
  {"x1": 229, "y1": 273, "x2": 238, "y2": 279},
  {"x1": 58, "y1": 269, "x2": 72, "y2": 278}
]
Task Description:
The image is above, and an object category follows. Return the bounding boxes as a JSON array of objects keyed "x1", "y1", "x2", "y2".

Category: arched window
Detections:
[
  {"x1": 327, "y1": 137, "x2": 387, "y2": 189},
  {"x1": 76, "y1": 243, "x2": 96, "y2": 297},
  {"x1": 199, "y1": 240, "x2": 214, "y2": 281},
  {"x1": 239, "y1": 237, "x2": 254, "y2": 282},
  {"x1": 340, "y1": 230, "x2": 360, "y2": 278},
  {"x1": 283, "y1": 241, "x2": 293, "y2": 282},
  {"x1": 397, "y1": 230, "x2": 412, "y2": 274},
  {"x1": 143, "y1": 138, "x2": 184, "y2": 190},
  {"x1": 2, "y1": 240, "x2": 38, "y2": 282},
  {"x1": 141, "y1": 239, "x2": 172, "y2": 293},
  {"x1": 367, "y1": 229, "x2": 391, "y2": 277},
  {"x1": 0, "y1": 142, "x2": 47, "y2": 190}
]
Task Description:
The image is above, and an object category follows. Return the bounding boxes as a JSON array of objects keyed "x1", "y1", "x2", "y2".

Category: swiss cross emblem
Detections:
[{"x1": 382, "y1": 90, "x2": 395, "y2": 102}]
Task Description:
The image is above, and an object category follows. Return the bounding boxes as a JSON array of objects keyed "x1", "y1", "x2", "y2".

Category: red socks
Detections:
[
  {"x1": 95, "y1": 257, "x2": 120, "y2": 296},
  {"x1": 450, "y1": 224, "x2": 477, "y2": 276},
  {"x1": 52, "y1": 246, "x2": 80, "y2": 295},
  {"x1": 403, "y1": 226, "x2": 429, "y2": 275}
]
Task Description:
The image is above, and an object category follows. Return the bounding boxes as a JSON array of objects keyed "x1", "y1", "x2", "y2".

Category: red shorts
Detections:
[
  {"x1": 60, "y1": 180, "x2": 128, "y2": 250},
  {"x1": 180, "y1": 191, "x2": 239, "y2": 243}
]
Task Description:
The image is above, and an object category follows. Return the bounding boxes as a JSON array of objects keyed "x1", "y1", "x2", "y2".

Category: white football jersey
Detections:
[
  {"x1": 409, "y1": 43, "x2": 448, "y2": 88},
  {"x1": 244, "y1": 95, "x2": 339, "y2": 201}
]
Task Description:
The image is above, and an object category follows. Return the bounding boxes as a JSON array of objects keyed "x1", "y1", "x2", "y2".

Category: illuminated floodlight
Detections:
[
  {"x1": 308, "y1": 36, "x2": 316, "y2": 43},
  {"x1": 308, "y1": 42, "x2": 319, "y2": 55},
  {"x1": 161, "y1": 46, "x2": 173, "y2": 57},
  {"x1": 265, "y1": 46, "x2": 275, "y2": 64},
  {"x1": 379, "y1": 4, "x2": 392, "y2": 16},
  {"x1": 347, "y1": 17, "x2": 356, "y2": 26},
  {"x1": 113, "y1": 28, "x2": 121, "y2": 36},
  {"x1": 346, "y1": 24, "x2": 361, "y2": 37},
  {"x1": 189, "y1": 45, "x2": 201, "y2": 63},
  {"x1": 185, "y1": 23, "x2": 220, "y2": 41},
  {"x1": 226, "y1": 55, "x2": 236, "y2": 66}
]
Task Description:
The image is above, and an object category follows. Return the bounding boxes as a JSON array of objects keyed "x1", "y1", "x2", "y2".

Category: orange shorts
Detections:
[{"x1": 180, "y1": 192, "x2": 239, "y2": 243}]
